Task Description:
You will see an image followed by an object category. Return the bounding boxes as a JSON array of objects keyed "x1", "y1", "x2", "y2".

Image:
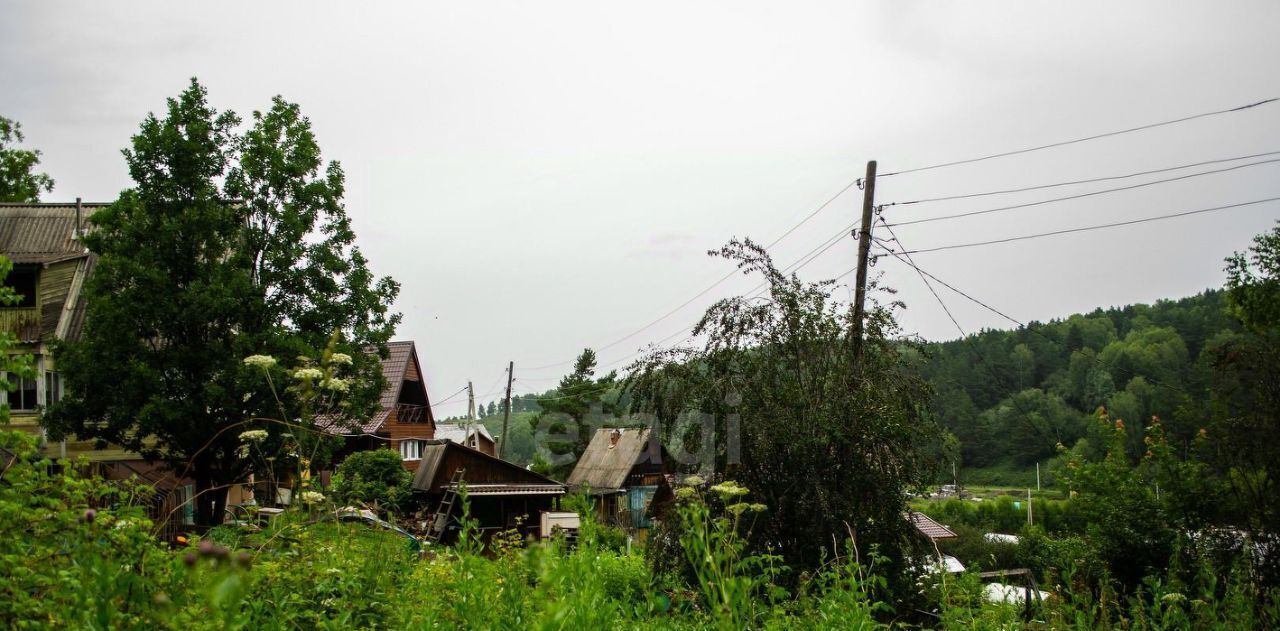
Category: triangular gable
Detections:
[
  {"x1": 566, "y1": 427, "x2": 654, "y2": 491},
  {"x1": 318, "y1": 340, "x2": 435, "y2": 435}
]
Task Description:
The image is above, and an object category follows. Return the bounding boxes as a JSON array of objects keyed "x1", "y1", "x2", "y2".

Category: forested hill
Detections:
[{"x1": 921, "y1": 288, "x2": 1240, "y2": 481}]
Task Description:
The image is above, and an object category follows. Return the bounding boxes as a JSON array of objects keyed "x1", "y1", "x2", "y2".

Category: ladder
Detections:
[{"x1": 426, "y1": 467, "x2": 465, "y2": 543}]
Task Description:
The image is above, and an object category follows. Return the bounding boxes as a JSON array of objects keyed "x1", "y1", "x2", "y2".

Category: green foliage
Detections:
[
  {"x1": 0, "y1": 115, "x2": 54, "y2": 202},
  {"x1": 1, "y1": 255, "x2": 36, "y2": 423},
  {"x1": 533, "y1": 348, "x2": 619, "y2": 475},
  {"x1": 330, "y1": 448, "x2": 413, "y2": 514},
  {"x1": 1, "y1": 435, "x2": 1277, "y2": 630},
  {"x1": 630, "y1": 239, "x2": 941, "y2": 583},
  {"x1": 44, "y1": 79, "x2": 399, "y2": 524}
]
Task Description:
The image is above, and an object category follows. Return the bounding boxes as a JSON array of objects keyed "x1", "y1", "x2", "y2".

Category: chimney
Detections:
[
  {"x1": 74, "y1": 197, "x2": 82, "y2": 239},
  {"x1": 609, "y1": 428, "x2": 622, "y2": 448}
]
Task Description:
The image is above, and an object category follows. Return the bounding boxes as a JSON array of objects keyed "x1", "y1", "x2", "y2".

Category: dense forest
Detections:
[
  {"x1": 458, "y1": 289, "x2": 1240, "y2": 482},
  {"x1": 919, "y1": 289, "x2": 1239, "y2": 483}
]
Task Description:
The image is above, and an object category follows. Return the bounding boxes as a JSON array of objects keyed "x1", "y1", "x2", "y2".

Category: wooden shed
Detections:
[
  {"x1": 411, "y1": 440, "x2": 564, "y2": 540},
  {"x1": 566, "y1": 427, "x2": 666, "y2": 532}
]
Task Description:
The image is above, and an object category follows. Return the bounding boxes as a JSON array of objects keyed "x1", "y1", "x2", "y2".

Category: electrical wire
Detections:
[
  {"x1": 880, "y1": 97, "x2": 1279, "y2": 177},
  {"x1": 520, "y1": 178, "x2": 864, "y2": 371},
  {"x1": 883, "y1": 152, "x2": 1280, "y2": 211},
  {"x1": 873, "y1": 240, "x2": 1193, "y2": 398},
  {"x1": 896, "y1": 197, "x2": 1280, "y2": 254}
]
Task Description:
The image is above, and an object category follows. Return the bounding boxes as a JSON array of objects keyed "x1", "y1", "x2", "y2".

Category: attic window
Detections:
[{"x1": 3, "y1": 268, "x2": 37, "y2": 308}]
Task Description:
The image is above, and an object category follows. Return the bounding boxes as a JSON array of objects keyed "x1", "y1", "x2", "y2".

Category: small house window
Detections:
[
  {"x1": 2, "y1": 374, "x2": 39, "y2": 411},
  {"x1": 4, "y1": 268, "x2": 37, "y2": 308},
  {"x1": 44, "y1": 371, "x2": 62, "y2": 406},
  {"x1": 399, "y1": 439, "x2": 423, "y2": 461}
]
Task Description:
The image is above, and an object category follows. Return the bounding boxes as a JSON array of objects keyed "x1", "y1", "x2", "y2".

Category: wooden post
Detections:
[
  {"x1": 499, "y1": 361, "x2": 514, "y2": 459},
  {"x1": 852, "y1": 160, "x2": 877, "y2": 357}
]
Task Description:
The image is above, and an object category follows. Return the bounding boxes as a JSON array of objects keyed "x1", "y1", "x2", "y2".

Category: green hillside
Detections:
[{"x1": 920, "y1": 288, "x2": 1241, "y2": 485}]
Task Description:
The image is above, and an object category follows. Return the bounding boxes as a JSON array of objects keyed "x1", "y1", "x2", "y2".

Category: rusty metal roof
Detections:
[
  {"x1": 910, "y1": 511, "x2": 958, "y2": 540},
  {"x1": 565, "y1": 427, "x2": 653, "y2": 492},
  {"x1": 0, "y1": 203, "x2": 107, "y2": 264}
]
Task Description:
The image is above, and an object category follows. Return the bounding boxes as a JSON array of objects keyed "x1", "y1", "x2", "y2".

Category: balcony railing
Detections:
[
  {"x1": 396, "y1": 403, "x2": 429, "y2": 424},
  {"x1": 0, "y1": 308, "x2": 40, "y2": 342}
]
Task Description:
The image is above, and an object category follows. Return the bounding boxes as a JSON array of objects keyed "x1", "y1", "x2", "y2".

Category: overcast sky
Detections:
[{"x1": 4, "y1": 1, "x2": 1279, "y2": 416}]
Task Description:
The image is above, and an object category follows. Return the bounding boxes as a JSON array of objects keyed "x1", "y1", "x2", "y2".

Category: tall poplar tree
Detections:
[{"x1": 46, "y1": 80, "x2": 400, "y2": 525}]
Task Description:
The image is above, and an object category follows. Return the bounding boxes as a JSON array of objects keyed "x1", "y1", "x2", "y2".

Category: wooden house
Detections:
[
  {"x1": 0, "y1": 201, "x2": 198, "y2": 535},
  {"x1": 566, "y1": 427, "x2": 666, "y2": 532},
  {"x1": 319, "y1": 340, "x2": 437, "y2": 472},
  {"x1": 434, "y1": 422, "x2": 496, "y2": 456},
  {"x1": 410, "y1": 440, "x2": 565, "y2": 540}
]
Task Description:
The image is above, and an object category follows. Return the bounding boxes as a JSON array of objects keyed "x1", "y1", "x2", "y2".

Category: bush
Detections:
[{"x1": 329, "y1": 449, "x2": 413, "y2": 514}]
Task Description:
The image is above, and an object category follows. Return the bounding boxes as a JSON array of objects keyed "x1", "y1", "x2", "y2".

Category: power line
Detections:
[
  {"x1": 429, "y1": 385, "x2": 469, "y2": 408},
  {"x1": 880, "y1": 97, "x2": 1279, "y2": 177},
  {"x1": 883, "y1": 150, "x2": 1280, "y2": 209},
  {"x1": 884, "y1": 158, "x2": 1280, "y2": 228},
  {"x1": 521, "y1": 177, "x2": 863, "y2": 371},
  {"x1": 873, "y1": 240, "x2": 1193, "y2": 399},
  {"x1": 897, "y1": 197, "x2": 1280, "y2": 255}
]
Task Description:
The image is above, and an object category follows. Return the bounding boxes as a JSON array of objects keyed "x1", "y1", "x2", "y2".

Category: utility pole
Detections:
[
  {"x1": 466, "y1": 381, "x2": 476, "y2": 448},
  {"x1": 1036, "y1": 462, "x2": 1041, "y2": 492},
  {"x1": 851, "y1": 160, "x2": 878, "y2": 358},
  {"x1": 499, "y1": 361, "x2": 514, "y2": 459}
]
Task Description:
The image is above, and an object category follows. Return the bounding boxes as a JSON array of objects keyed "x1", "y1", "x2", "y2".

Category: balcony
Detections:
[
  {"x1": 0, "y1": 307, "x2": 40, "y2": 343},
  {"x1": 396, "y1": 403, "x2": 429, "y2": 424}
]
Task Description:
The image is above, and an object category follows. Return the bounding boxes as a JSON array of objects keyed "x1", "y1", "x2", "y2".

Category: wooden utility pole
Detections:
[
  {"x1": 466, "y1": 381, "x2": 476, "y2": 448},
  {"x1": 498, "y1": 361, "x2": 514, "y2": 459},
  {"x1": 851, "y1": 160, "x2": 878, "y2": 357}
]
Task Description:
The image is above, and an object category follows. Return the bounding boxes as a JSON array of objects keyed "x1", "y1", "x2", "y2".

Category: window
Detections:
[
  {"x1": 1, "y1": 374, "x2": 38, "y2": 411},
  {"x1": 399, "y1": 439, "x2": 423, "y2": 461},
  {"x1": 44, "y1": 371, "x2": 62, "y2": 406},
  {"x1": 4, "y1": 267, "x2": 37, "y2": 308}
]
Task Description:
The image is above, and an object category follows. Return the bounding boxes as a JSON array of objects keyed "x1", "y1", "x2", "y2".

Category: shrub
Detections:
[{"x1": 329, "y1": 449, "x2": 413, "y2": 514}]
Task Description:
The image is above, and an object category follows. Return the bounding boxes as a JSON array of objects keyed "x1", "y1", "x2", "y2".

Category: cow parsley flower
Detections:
[
  {"x1": 320, "y1": 377, "x2": 351, "y2": 393},
  {"x1": 242, "y1": 355, "x2": 277, "y2": 369},
  {"x1": 300, "y1": 491, "x2": 325, "y2": 504},
  {"x1": 240, "y1": 427, "x2": 270, "y2": 442},
  {"x1": 709, "y1": 481, "x2": 749, "y2": 499},
  {"x1": 683, "y1": 475, "x2": 706, "y2": 486},
  {"x1": 329, "y1": 352, "x2": 353, "y2": 365},
  {"x1": 293, "y1": 368, "x2": 324, "y2": 381}
]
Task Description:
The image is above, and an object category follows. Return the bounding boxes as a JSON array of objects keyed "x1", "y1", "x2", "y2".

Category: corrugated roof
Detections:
[
  {"x1": 435, "y1": 423, "x2": 493, "y2": 446},
  {"x1": 0, "y1": 203, "x2": 106, "y2": 263},
  {"x1": 565, "y1": 427, "x2": 653, "y2": 492},
  {"x1": 411, "y1": 440, "x2": 564, "y2": 493},
  {"x1": 910, "y1": 511, "x2": 958, "y2": 540}
]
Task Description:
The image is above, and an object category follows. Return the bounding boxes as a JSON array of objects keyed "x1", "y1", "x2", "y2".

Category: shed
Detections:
[
  {"x1": 910, "y1": 511, "x2": 958, "y2": 541},
  {"x1": 411, "y1": 440, "x2": 565, "y2": 540},
  {"x1": 566, "y1": 427, "x2": 666, "y2": 532},
  {"x1": 434, "y1": 422, "x2": 496, "y2": 457}
]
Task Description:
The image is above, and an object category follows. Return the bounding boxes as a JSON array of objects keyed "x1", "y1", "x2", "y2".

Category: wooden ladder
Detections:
[{"x1": 426, "y1": 467, "x2": 466, "y2": 543}]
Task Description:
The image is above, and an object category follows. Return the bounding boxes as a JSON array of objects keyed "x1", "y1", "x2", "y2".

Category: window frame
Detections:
[
  {"x1": 1, "y1": 372, "x2": 39, "y2": 411},
  {"x1": 399, "y1": 439, "x2": 423, "y2": 461}
]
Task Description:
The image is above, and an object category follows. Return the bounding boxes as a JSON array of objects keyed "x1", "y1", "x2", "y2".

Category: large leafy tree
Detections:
[
  {"x1": 46, "y1": 80, "x2": 400, "y2": 525},
  {"x1": 0, "y1": 116, "x2": 55, "y2": 202},
  {"x1": 629, "y1": 239, "x2": 941, "y2": 580},
  {"x1": 1208, "y1": 221, "x2": 1280, "y2": 542}
]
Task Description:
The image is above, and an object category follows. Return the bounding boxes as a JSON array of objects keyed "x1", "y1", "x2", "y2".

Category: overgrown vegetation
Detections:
[{"x1": 1, "y1": 440, "x2": 1276, "y2": 629}]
